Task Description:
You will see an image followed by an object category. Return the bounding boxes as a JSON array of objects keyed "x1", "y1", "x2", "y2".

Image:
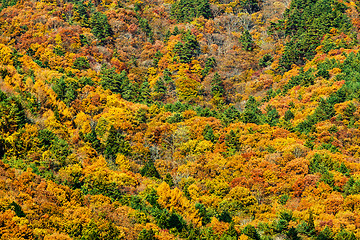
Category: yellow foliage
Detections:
[
  {"x1": 188, "y1": 184, "x2": 200, "y2": 200},
  {"x1": 43, "y1": 110, "x2": 69, "y2": 139},
  {"x1": 44, "y1": 232, "x2": 72, "y2": 240},
  {"x1": 157, "y1": 182, "x2": 201, "y2": 226},
  {"x1": 239, "y1": 234, "x2": 251, "y2": 240},
  {"x1": 209, "y1": 217, "x2": 229, "y2": 235},
  {"x1": 46, "y1": 180, "x2": 69, "y2": 206},
  {"x1": 225, "y1": 186, "x2": 258, "y2": 207},
  {"x1": 115, "y1": 154, "x2": 131, "y2": 171},
  {"x1": 0, "y1": 44, "x2": 13, "y2": 65},
  {"x1": 343, "y1": 194, "x2": 360, "y2": 211},
  {"x1": 75, "y1": 111, "x2": 92, "y2": 135}
]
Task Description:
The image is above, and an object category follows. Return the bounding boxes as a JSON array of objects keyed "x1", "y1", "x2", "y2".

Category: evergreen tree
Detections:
[
  {"x1": 195, "y1": 203, "x2": 211, "y2": 225},
  {"x1": 90, "y1": 12, "x2": 113, "y2": 44},
  {"x1": 240, "y1": 30, "x2": 255, "y2": 51},
  {"x1": 286, "y1": 227, "x2": 301, "y2": 240},
  {"x1": 316, "y1": 227, "x2": 333, "y2": 240},
  {"x1": 164, "y1": 173, "x2": 174, "y2": 187},
  {"x1": 242, "y1": 96, "x2": 263, "y2": 124},
  {"x1": 73, "y1": 57, "x2": 90, "y2": 70},
  {"x1": 84, "y1": 128, "x2": 102, "y2": 153},
  {"x1": 174, "y1": 33, "x2": 200, "y2": 63},
  {"x1": 305, "y1": 210, "x2": 316, "y2": 236},
  {"x1": 242, "y1": 225, "x2": 261, "y2": 240},
  {"x1": 9, "y1": 201, "x2": 26, "y2": 217},
  {"x1": 140, "y1": 160, "x2": 161, "y2": 179},
  {"x1": 273, "y1": 0, "x2": 352, "y2": 71},
  {"x1": 139, "y1": 81, "x2": 152, "y2": 105},
  {"x1": 265, "y1": 105, "x2": 280, "y2": 126},
  {"x1": 171, "y1": 0, "x2": 212, "y2": 22},
  {"x1": 203, "y1": 124, "x2": 216, "y2": 143},
  {"x1": 222, "y1": 106, "x2": 241, "y2": 125},
  {"x1": 153, "y1": 79, "x2": 167, "y2": 101},
  {"x1": 104, "y1": 126, "x2": 131, "y2": 161},
  {"x1": 284, "y1": 109, "x2": 295, "y2": 121},
  {"x1": 211, "y1": 73, "x2": 224, "y2": 97},
  {"x1": 138, "y1": 229, "x2": 156, "y2": 240}
]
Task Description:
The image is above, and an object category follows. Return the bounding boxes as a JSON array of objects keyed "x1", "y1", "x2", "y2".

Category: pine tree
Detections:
[
  {"x1": 140, "y1": 160, "x2": 161, "y2": 179},
  {"x1": 171, "y1": 0, "x2": 212, "y2": 22},
  {"x1": 164, "y1": 173, "x2": 174, "y2": 187},
  {"x1": 211, "y1": 73, "x2": 224, "y2": 97},
  {"x1": 240, "y1": 30, "x2": 255, "y2": 51},
  {"x1": 306, "y1": 210, "x2": 315, "y2": 236},
  {"x1": 284, "y1": 109, "x2": 295, "y2": 121},
  {"x1": 104, "y1": 126, "x2": 131, "y2": 161},
  {"x1": 203, "y1": 124, "x2": 216, "y2": 143},
  {"x1": 242, "y1": 225, "x2": 261, "y2": 240},
  {"x1": 90, "y1": 11, "x2": 113, "y2": 44},
  {"x1": 242, "y1": 96, "x2": 263, "y2": 124}
]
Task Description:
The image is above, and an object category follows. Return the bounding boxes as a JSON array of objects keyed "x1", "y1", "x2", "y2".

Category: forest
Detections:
[{"x1": 1, "y1": 0, "x2": 360, "y2": 239}]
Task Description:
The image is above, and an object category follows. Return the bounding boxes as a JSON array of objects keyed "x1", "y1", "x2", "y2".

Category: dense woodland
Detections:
[{"x1": 1, "y1": 0, "x2": 360, "y2": 239}]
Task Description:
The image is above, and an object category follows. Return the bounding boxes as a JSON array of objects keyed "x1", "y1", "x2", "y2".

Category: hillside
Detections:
[{"x1": 1, "y1": 0, "x2": 360, "y2": 239}]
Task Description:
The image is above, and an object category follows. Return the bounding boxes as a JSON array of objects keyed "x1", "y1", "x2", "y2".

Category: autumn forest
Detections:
[{"x1": 1, "y1": 0, "x2": 360, "y2": 239}]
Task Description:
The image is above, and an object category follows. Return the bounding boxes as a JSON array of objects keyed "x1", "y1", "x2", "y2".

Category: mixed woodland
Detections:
[{"x1": 1, "y1": 0, "x2": 360, "y2": 239}]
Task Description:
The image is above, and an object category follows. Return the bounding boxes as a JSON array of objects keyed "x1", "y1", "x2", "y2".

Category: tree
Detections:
[
  {"x1": 164, "y1": 173, "x2": 174, "y2": 187},
  {"x1": 316, "y1": 227, "x2": 333, "y2": 240},
  {"x1": 100, "y1": 67, "x2": 134, "y2": 100},
  {"x1": 104, "y1": 126, "x2": 131, "y2": 161},
  {"x1": 242, "y1": 225, "x2": 261, "y2": 240},
  {"x1": 139, "y1": 18, "x2": 154, "y2": 42},
  {"x1": 240, "y1": 30, "x2": 255, "y2": 51},
  {"x1": 140, "y1": 160, "x2": 161, "y2": 179},
  {"x1": 265, "y1": 105, "x2": 280, "y2": 126},
  {"x1": 90, "y1": 12, "x2": 113, "y2": 44},
  {"x1": 73, "y1": 57, "x2": 90, "y2": 70},
  {"x1": 203, "y1": 124, "x2": 216, "y2": 143},
  {"x1": 171, "y1": 0, "x2": 212, "y2": 22},
  {"x1": 305, "y1": 210, "x2": 315, "y2": 236},
  {"x1": 153, "y1": 79, "x2": 167, "y2": 101},
  {"x1": 211, "y1": 73, "x2": 225, "y2": 98},
  {"x1": 259, "y1": 54, "x2": 273, "y2": 68},
  {"x1": 273, "y1": 0, "x2": 352, "y2": 71},
  {"x1": 138, "y1": 229, "x2": 156, "y2": 240},
  {"x1": 174, "y1": 33, "x2": 200, "y2": 63},
  {"x1": 139, "y1": 81, "x2": 152, "y2": 104},
  {"x1": 287, "y1": 227, "x2": 301, "y2": 240},
  {"x1": 242, "y1": 96, "x2": 263, "y2": 124},
  {"x1": 284, "y1": 109, "x2": 295, "y2": 121}
]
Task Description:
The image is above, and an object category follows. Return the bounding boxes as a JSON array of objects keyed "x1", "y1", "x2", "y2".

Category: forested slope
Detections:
[{"x1": 1, "y1": 0, "x2": 360, "y2": 239}]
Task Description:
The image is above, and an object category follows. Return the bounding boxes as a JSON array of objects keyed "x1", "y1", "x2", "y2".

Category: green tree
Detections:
[
  {"x1": 104, "y1": 126, "x2": 131, "y2": 161},
  {"x1": 90, "y1": 11, "x2": 113, "y2": 44},
  {"x1": 305, "y1": 210, "x2": 315, "y2": 236},
  {"x1": 259, "y1": 54, "x2": 273, "y2": 68},
  {"x1": 153, "y1": 79, "x2": 167, "y2": 101},
  {"x1": 171, "y1": 0, "x2": 212, "y2": 22},
  {"x1": 138, "y1": 80, "x2": 152, "y2": 104},
  {"x1": 211, "y1": 73, "x2": 224, "y2": 98},
  {"x1": 316, "y1": 227, "x2": 333, "y2": 240},
  {"x1": 174, "y1": 33, "x2": 200, "y2": 63},
  {"x1": 73, "y1": 57, "x2": 90, "y2": 70},
  {"x1": 240, "y1": 30, "x2": 255, "y2": 51},
  {"x1": 273, "y1": 0, "x2": 352, "y2": 71},
  {"x1": 242, "y1": 225, "x2": 261, "y2": 240},
  {"x1": 265, "y1": 105, "x2": 280, "y2": 126},
  {"x1": 139, "y1": 17, "x2": 154, "y2": 42},
  {"x1": 242, "y1": 96, "x2": 263, "y2": 124},
  {"x1": 140, "y1": 160, "x2": 161, "y2": 179},
  {"x1": 284, "y1": 109, "x2": 295, "y2": 121},
  {"x1": 203, "y1": 124, "x2": 216, "y2": 143},
  {"x1": 164, "y1": 173, "x2": 174, "y2": 187}
]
